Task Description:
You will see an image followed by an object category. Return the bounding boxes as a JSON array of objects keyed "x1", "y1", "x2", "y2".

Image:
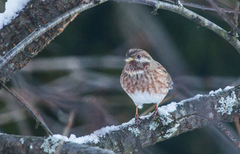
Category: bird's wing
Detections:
[{"x1": 154, "y1": 61, "x2": 173, "y2": 90}]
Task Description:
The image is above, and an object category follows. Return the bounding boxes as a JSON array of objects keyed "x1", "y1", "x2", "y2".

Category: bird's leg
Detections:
[
  {"x1": 151, "y1": 103, "x2": 160, "y2": 119},
  {"x1": 135, "y1": 105, "x2": 141, "y2": 124}
]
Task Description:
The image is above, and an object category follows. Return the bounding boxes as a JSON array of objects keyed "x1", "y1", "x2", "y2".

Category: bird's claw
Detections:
[
  {"x1": 151, "y1": 108, "x2": 160, "y2": 119},
  {"x1": 135, "y1": 114, "x2": 142, "y2": 125}
]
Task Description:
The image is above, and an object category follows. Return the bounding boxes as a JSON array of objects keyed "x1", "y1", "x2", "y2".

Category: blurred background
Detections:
[{"x1": 1, "y1": 0, "x2": 240, "y2": 153}]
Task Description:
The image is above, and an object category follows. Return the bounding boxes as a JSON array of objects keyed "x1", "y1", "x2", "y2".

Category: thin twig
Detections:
[
  {"x1": 0, "y1": 82, "x2": 53, "y2": 135},
  {"x1": 234, "y1": 1, "x2": 240, "y2": 25},
  {"x1": 113, "y1": 0, "x2": 240, "y2": 53},
  {"x1": 206, "y1": 0, "x2": 240, "y2": 35},
  {"x1": 233, "y1": 1, "x2": 240, "y2": 36},
  {"x1": 215, "y1": 121, "x2": 240, "y2": 148},
  {"x1": 55, "y1": 111, "x2": 75, "y2": 154},
  {"x1": 164, "y1": 0, "x2": 240, "y2": 13},
  {"x1": 62, "y1": 111, "x2": 75, "y2": 136}
]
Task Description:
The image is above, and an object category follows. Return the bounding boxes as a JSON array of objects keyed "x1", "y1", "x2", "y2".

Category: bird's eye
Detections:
[{"x1": 137, "y1": 55, "x2": 141, "y2": 59}]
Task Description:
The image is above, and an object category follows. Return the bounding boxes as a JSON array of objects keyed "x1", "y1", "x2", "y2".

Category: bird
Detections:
[{"x1": 120, "y1": 48, "x2": 173, "y2": 124}]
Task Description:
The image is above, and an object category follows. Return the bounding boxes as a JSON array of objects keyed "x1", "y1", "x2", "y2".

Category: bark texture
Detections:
[{"x1": 0, "y1": 0, "x2": 85, "y2": 83}]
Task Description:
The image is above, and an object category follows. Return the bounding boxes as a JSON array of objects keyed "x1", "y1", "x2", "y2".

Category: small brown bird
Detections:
[{"x1": 120, "y1": 49, "x2": 173, "y2": 124}]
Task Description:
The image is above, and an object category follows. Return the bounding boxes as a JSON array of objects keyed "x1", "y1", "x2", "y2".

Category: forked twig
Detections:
[
  {"x1": 0, "y1": 82, "x2": 53, "y2": 135},
  {"x1": 206, "y1": 0, "x2": 240, "y2": 35}
]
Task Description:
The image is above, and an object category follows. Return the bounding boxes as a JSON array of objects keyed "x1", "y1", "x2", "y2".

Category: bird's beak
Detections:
[{"x1": 124, "y1": 57, "x2": 133, "y2": 62}]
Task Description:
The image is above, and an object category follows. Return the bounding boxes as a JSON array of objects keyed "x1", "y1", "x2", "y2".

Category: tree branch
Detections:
[
  {"x1": 148, "y1": 0, "x2": 240, "y2": 52},
  {"x1": 181, "y1": 1, "x2": 240, "y2": 13},
  {"x1": 0, "y1": 0, "x2": 104, "y2": 84},
  {"x1": 1, "y1": 0, "x2": 240, "y2": 84},
  {"x1": 206, "y1": 0, "x2": 240, "y2": 35},
  {"x1": 0, "y1": 85, "x2": 239, "y2": 153},
  {"x1": 76, "y1": 85, "x2": 240, "y2": 153},
  {"x1": 0, "y1": 0, "x2": 108, "y2": 70},
  {"x1": 0, "y1": 133, "x2": 114, "y2": 154},
  {"x1": 233, "y1": 1, "x2": 240, "y2": 36},
  {"x1": 1, "y1": 1, "x2": 240, "y2": 153}
]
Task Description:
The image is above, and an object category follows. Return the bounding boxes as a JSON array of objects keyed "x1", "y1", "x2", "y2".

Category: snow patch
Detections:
[
  {"x1": 209, "y1": 86, "x2": 234, "y2": 96},
  {"x1": 95, "y1": 125, "x2": 120, "y2": 138},
  {"x1": 158, "y1": 106, "x2": 170, "y2": 116},
  {"x1": 29, "y1": 145, "x2": 33, "y2": 149},
  {"x1": 178, "y1": 108, "x2": 186, "y2": 116},
  {"x1": 224, "y1": 86, "x2": 234, "y2": 91},
  {"x1": 157, "y1": 102, "x2": 178, "y2": 125},
  {"x1": 177, "y1": 94, "x2": 203, "y2": 106},
  {"x1": 53, "y1": 133, "x2": 99, "y2": 145},
  {"x1": 209, "y1": 88, "x2": 222, "y2": 95},
  {"x1": 20, "y1": 138, "x2": 24, "y2": 144},
  {"x1": 53, "y1": 124, "x2": 127, "y2": 145},
  {"x1": 163, "y1": 123, "x2": 180, "y2": 138},
  {"x1": 70, "y1": 134, "x2": 99, "y2": 144},
  {"x1": 128, "y1": 127, "x2": 140, "y2": 137},
  {"x1": 149, "y1": 121, "x2": 158, "y2": 131},
  {"x1": 51, "y1": 118, "x2": 139, "y2": 145},
  {"x1": 208, "y1": 112, "x2": 214, "y2": 119},
  {"x1": 40, "y1": 136, "x2": 60, "y2": 154},
  {"x1": 158, "y1": 102, "x2": 178, "y2": 116},
  {"x1": 161, "y1": 116, "x2": 174, "y2": 125},
  {"x1": 193, "y1": 94, "x2": 203, "y2": 99},
  {"x1": 0, "y1": 0, "x2": 30, "y2": 30},
  {"x1": 121, "y1": 118, "x2": 136, "y2": 127},
  {"x1": 215, "y1": 91, "x2": 237, "y2": 115},
  {"x1": 167, "y1": 102, "x2": 177, "y2": 112}
]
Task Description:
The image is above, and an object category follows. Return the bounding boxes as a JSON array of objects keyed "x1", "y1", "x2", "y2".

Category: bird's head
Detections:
[{"x1": 124, "y1": 49, "x2": 152, "y2": 71}]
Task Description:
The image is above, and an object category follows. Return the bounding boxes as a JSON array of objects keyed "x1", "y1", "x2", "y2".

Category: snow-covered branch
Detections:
[
  {"x1": 0, "y1": 133, "x2": 114, "y2": 154},
  {"x1": 0, "y1": 86, "x2": 239, "y2": 153},
  {"x1": 1, "y1": 0, "x2": 240, "y2": 152},
  {"x1": 67, "y1": 85, "x2": 240, "y2": 153}
]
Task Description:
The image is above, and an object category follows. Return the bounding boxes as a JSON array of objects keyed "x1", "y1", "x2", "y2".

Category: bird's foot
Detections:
[
  {"x1": 135, "y1": 114, "x2": 142, "y2": 125},
  {"x1": 151, "y1": 108, "x2": 160, "y2": 119}
]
